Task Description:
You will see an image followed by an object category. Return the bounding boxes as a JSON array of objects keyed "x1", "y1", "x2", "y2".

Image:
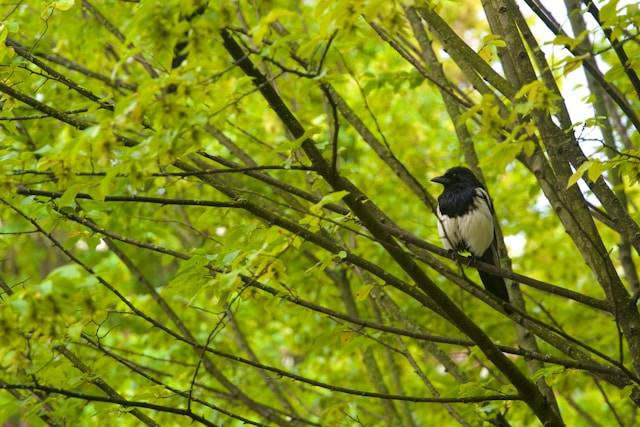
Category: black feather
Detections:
[
  {"x1": 479, "y1": 247, "x2": 510, "y2": 302},
  {"x1": 432, "y1": 166, "x2": 510, "y2": 304},
  {"x1": 437, "y1": 186, "x2": 478, "y2": 217}
]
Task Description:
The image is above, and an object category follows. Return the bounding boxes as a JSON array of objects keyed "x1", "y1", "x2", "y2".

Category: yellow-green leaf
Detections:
[
  {"x1": 551, "y1": 35, "x2": 574, "y2": 46},
  {"x1": 58, "y1": 184, "x2": 84, "y2": 207},
  {"x1": 587, "y1": 161, "x2": 606, "y2": 182},
  {"x1": 314, "y1": 190, "x2": 349, "y2": 209},
  {"x1": 563, "y1": 58, "x2": 583, "y2": 76},
  {"x1": 600, "y1": 0, "x2": 619, "y2": 26},
  {"x1": 567, "y1": 161, "x2": 592, "y2": 188},
  {"x1": 354, "y1": 284, "x2": 373, "y2": 301},
  {"x1": 340, "y1": 331, "x2": 355, "y2": 344},
  {"x1": 52, "y1": 0, "x2": 75, "y2": 11},
  {"x1": 67, "y1": 322, "x2": 84, "y2": 340}
]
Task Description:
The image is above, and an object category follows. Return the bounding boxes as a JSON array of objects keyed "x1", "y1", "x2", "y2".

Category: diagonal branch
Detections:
[
  {"x1": 220, "y1": 26, "x2": 564, "y2": 426},
  {"x1": 54, "y1": 346, "x2": 160, "y2": 427},
  {"x1": 18, "y1": 184, "x2": 611, "y2": 312},
  {"x1": 522, "y1": 0, "x2": 640, "y2": 132},
  {"x1": 0, "y1": 82, "x2": 92, "y2": 130},
  {"x1": 582, "y1": 0, "x2": 640, "y2": 100},
  {"x1": 0, "y1": 383, "x2": 216, "y2": 427},
  {"x1": 0, "y1": 83, "x2": 138, "y2": 146},
  {"x1": 80, "y1": 335, "x2": 268, "y2": 426},
  {"x1": 6, "y1": 37, "x2": 114, "y2": 110},
  {"x1": 45, "y1": 204, "x2": 631, "y2": 380},
  {"x1": 34, "y1": 51, "x2": 137, "y2": 91}
]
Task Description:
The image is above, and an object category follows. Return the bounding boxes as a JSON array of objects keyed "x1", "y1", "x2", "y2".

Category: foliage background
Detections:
[{"x1": 0, "y1": 0, "x2": 639, "y2": 425}]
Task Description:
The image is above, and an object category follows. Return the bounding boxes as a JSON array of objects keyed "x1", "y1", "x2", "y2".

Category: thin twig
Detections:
[
  {"x1": 0, "y1": 108, "x2": 88, "y2": 121},
  {"x1": 0, "y1": 383, "x2": 216, "y2": 427}
]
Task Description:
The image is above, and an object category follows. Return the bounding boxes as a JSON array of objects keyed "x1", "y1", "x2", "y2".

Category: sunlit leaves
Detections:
[
  {"x1": 354, "y1": 283, "x2": 374, "y2": 301},
  {"x1": 530, "y1": 365, "x2": 565, "y2": 386},
  {"x1": 164, "y1": 254, "x2": 211, "y2": 302},
  {"x1": 0, "y1": 24, "x2": 14, "y2": 62},
  {"x1": 514, "y1": 80, "x2": 560, "y2": 115},
  {"x1": 51, "y1": 0, "x2": 75, "y2": 11},
  {"x1": 599, "y1": 0, "x2": 620, "y2": 28},
  {"x1": 478, "y1": 34, "x2": 506, "y2": 62},
  {"x1": 58, "y1": 184, "x2": 83, "y2": 207},
  {"x1": 561, "y1": 54, "x2": 589, "y2": 77},
  {"x1": 567, "y1": 160, "x2": 607, "y2": 188},
  {"x1": 312, "y1": 190, "x2": 349, "y2": 210},
  {"x1": 0, "y1": 0, "x2": 638, "y2": 425}
]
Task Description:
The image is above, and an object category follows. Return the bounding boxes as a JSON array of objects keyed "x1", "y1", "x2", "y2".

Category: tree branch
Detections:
[
  {"x1": 54, "y1": 346, "x2": 160, "y2": 427},
  {"x1": 582, "y1": 0, "x2": 640, "y2": 100},
  {"x1": 16, "y1": 187, "x2": 243, "y2": 208},
  {"x1": 6, "y1": 37, "x2": 114, "y2": 110},
  {"x1": 522, "y1": 0, "x2": 640, "y2": 132},
  {"x1": 45, "y1": 200, "x2": 635, "y2": 381},
  {"x1": 0, "y1": 383, "x2": 216, "y2": 427},
  {"x1": 220, "y1": 26, "x2": 565, "y2": 426}
]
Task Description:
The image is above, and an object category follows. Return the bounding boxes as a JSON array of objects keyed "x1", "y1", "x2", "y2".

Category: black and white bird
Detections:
[{"x1": 431, "y1": 166, "x2": 510, "y2": 302}]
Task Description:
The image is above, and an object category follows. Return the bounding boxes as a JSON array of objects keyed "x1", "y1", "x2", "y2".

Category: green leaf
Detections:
[
  {"x1": 587, "y1": 161, "x2": 606, "y2": 182},
  {"x1": 531, "y1": 365, "x2": 565, "y2": 382},
  {"x1": 600, "y1": 0, "x2": 619, "y2": 26},
  {"x1": 165, "y1": 256, "x2": 210, "y2": 300},
  {"x1": 58, "y1": 184, "x2": 84, "y2": 208},
  {"x1": 604, "y1": 64, "x2": 626, "y2": 81},
  {"x1": 563, "y1": 57, "x2": 583, "y2": 76},
  {"x1": 354, "y1": 284, "x2": 373, "y2": 301},
  {"x1": 67, "y1": 322, "x2": 84, "y2": 340},
  {"x1": 523, "y1": 140, "x2": 536, "y2": 157},
  {"x1": 314, "y1": 190, "x2": 349, "y2": 209},
  {"x1": 567, "y1": 161, "x2": 592, "y2": 188},
  {"x1": 222, "y1": 249, "x2": 241, "y2": 265},
  {"x1": 482, "y1": 34, "x2": 506, "y2": 48},
  {"x1": 551, "y1": 35, "x2": 574, "y2": 46},
  {"x1": 0, "y1": 24, "x2": 7, "y2": 44},
  {"x1": 610, "y1": 27, "x2": 623, "y2": 42},
  {"x1": 52, "y1": 0, "x2": 75, "y2": 11},
  {"x1": 10, "y1": 298, "x2": 28, "y2": 315},
  {"x1": 0, "y1": 24, "x2": 14, "y2": 60},
  {"x1": 339, "y1": 330, "x2": 355, "y2": 344}
]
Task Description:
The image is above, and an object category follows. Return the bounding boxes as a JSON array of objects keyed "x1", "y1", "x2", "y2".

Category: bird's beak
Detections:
[{"x1": 431, "y1": 175, "x2": 448, "y2": 185}]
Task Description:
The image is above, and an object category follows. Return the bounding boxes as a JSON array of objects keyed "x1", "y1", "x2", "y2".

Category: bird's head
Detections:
[{"x1": 431, "y1": 166, "x2": 481, "y2": 189}]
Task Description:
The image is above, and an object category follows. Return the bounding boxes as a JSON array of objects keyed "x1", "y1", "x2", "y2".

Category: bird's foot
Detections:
[
  {"x1": 466, "y1": 254, "x2": 478, "y2": 267},
  {"x1": 444, "y1": 249, "x2": 458, "y2": 261}
]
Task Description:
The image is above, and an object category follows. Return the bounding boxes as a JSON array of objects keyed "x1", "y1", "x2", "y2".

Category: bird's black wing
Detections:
[
  {"x1": 479, "y1": 247, "x2": 510, "y2": 303},
  {"x1": 475, "y1": 186, "x2": 495, "y2": 214},
  {"x1": 475, "y1": 187, "x2": 510, "y2": 303}
]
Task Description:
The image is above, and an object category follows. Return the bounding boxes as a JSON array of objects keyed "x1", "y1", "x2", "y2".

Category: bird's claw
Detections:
[{"x1": 466, "y1": 255, "x2": 477, "y2": 267}]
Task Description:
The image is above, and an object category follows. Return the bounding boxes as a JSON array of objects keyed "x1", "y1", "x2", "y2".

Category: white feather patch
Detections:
[{"x1": 436, "y1": 188, "x2": 494, "y2": 256}]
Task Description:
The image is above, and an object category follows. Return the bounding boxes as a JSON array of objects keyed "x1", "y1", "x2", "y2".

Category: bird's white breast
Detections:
[{"x1": 436, "y1": 188, "x2": 494, "y2": 256}]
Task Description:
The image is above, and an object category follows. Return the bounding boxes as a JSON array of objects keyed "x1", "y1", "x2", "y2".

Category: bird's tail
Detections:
[{"x1": 478, "y1": 248, "x2": 510, "y2": 302}]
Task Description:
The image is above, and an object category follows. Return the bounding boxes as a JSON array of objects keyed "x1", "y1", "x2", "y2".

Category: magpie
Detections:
[{"x1": 431, "y1": 166, "x2": 510, "y2": 302}]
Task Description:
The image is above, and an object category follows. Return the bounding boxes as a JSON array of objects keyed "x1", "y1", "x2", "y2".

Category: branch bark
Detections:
[
  {"x1": 220, "y1": 27, "x2": 565, "y2": 426},
  {"x1": 54, "y1": 346, "x2": 160, "y2": 427}
]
